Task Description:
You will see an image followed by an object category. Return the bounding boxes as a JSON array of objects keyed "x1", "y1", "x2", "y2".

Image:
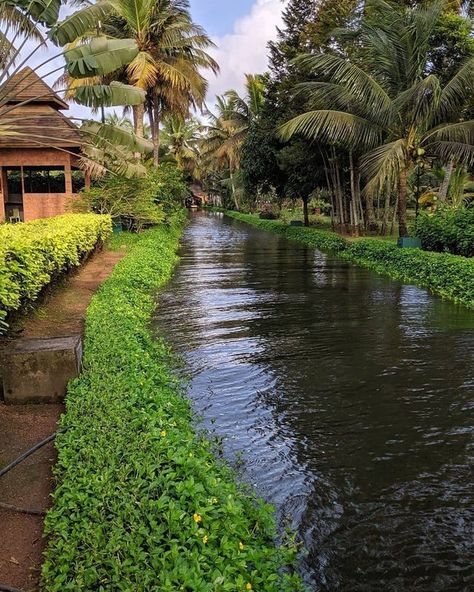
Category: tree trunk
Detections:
[
  {"x1": 303, "y1": 196, "x2": 309, "y2": 227},
  {"x1": 439, "y1": 161, "x2": 454, "y2": 202},
  {"x1": 230, "y1": 169, "x2": 239, "y2": 210},
  {"x1": 398, "y1": 168, "x2": 409, "y2": 237},
  {"x1": 132, "y1": 103, "x2": 145, "y2": 137},
  {"x1": 132, "y1": 103, "x2": 145, "y2": 161},
  {"x1": 349, "y1": 152, "x2": 360, "y2": 236},
  {"x1": 152, "y1": 102, "x2": 161, "y2": 167}
]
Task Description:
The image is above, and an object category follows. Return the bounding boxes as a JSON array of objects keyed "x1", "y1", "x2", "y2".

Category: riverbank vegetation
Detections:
[
  {"x1": 0, "y1": 214, "x2": 111, "y2": 332},
  {"x1": 41, "y1": 215, "x2": 304, "y2": 592},
  {"x1": 199, "y1": 0, "x2": 474, "y2": 241},
  {"x1": 224, "y1": 211, "x2": 474, "y2": 308}
]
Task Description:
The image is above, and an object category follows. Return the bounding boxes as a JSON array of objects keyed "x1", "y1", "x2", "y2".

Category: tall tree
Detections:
[
  {"x1": 281, "y1": 0, "x2": 474, "y2": 236},
  {"x1": 51, "y1": 0, "x2": 218, "y2": 163}
]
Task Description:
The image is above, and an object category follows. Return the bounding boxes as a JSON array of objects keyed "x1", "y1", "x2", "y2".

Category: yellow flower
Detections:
[
  {"x1": 202, "y1": 535, "x2": 209, "y2": 544},
  {"x1": 245, "y1": 584, "x2": 252, "y2": 591},
  {"x1": 160, "y1": 430, "x2": 167, "y2": 437},
  {"x1": 193, "y1": 513, "x2": 202, "y2": 523},
  {"x1": 239, "y1": 542, "x2": 245, "y2": 551},
  {"x1": 211, "y1": 497, "x2": 218, "y2": 504}
]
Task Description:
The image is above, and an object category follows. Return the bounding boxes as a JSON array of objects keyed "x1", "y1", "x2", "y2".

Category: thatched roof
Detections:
[
  {"x1": 0, "y1": 68, "x2": 81, "y2": 149},
  {"x1": 0, "y1": 67, "x2": 69, "y2": 109}
]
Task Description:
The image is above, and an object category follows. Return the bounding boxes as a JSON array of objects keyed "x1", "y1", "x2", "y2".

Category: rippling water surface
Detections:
[{"x1": 154, "y1": 212, "x2": 474, "y2": 591}]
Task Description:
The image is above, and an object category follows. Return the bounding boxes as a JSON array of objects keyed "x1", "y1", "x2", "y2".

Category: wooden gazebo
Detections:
[{"x1": 0, "y1": 67, "x2": 90, "y2": 222}]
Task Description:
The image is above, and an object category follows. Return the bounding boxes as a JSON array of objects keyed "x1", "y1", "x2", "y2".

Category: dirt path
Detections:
[{"x1": 0, "y1": 247, "x2": 124, "y2": 591}]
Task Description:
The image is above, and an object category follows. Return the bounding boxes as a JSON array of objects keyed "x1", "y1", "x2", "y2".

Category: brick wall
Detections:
[{"x1": 0, "y1": 148, "x2": 88, "y2": 222}]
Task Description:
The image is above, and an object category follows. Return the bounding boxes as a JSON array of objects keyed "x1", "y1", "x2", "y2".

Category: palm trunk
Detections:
[
  {"x1": 152, "y1": 102, "x2": 161, "y2": 167},
  {"x1": 439, "y1": 161, "x2": 454, "y2": 202},
  {"x1": 398, "y1": 168, "x2": 409, "y2": 237},
  {"x1": 230, "y1": 168, "x2": 239, "y2": 211},
  {"x1": 303, "y1": 196, "x2": 310, "y2": 227},
  {"x1": 132, "y1": 103, "x2": 145, "y2": 137},
  {"x1": 349, "y1": 152, "x2": 360, "y2": 236},
  {"x1": 132, "y1": 103, "x2": 145, "y2": 161}
]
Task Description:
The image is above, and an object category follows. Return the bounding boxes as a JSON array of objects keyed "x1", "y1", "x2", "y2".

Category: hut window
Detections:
[
  {"x1": 24, "y1": 166, "x2": 66, "y2": 193},
  {"x1": 71, "y1": 168, "x2": 85, "y2": 193}
]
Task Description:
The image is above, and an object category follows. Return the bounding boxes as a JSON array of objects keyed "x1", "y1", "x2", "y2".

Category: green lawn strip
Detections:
[
  {"x1": 42, "y1": 213, "x2": 304, "y2": 592},
  {"x1": 0, "y1": 213, "x2": 112, "y2": 332},
  {"x1": 224, "y1": 211, "x2": 474, "y2": 309}
]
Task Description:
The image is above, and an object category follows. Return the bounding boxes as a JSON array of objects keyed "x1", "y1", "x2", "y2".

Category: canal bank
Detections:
[
  {"x1": 155, "y1": 211, "x2": 474, "y2": 591},
  {"x1": 40, "y1": 214, "x2": 303, "y2": 592},
  {"x1": 221, "y1": 211, "x2": 474, "y2": 310}
]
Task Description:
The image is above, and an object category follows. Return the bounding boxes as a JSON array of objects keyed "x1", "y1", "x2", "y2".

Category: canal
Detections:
[{"x1": 154, "y1": 212, "x2": 474, "y2": 591}]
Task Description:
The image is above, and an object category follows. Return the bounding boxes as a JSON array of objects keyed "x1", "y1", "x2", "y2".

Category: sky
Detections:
[
  {"x1": 191, "y1": 0, "x2": 285, "y2": 105},
  {"x1": 8, "y1": 0, "x2": 286, "y2": 119}
]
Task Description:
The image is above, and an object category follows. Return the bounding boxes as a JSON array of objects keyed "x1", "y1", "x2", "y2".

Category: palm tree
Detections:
[
  {"x1": 200, "y1": 96, "x2": 244, "y2": 209},
  {"x1": 280, "y1": 0, "x2": 474, "y2": 236},
  {"x1": 51, "y1": 0, "x2": 219, "y2": 163},
  {"x1": 200, "y1": 75, "x2": 266, "y2": 209},
  {"x1": 161, "y1": 115, "x2": 199, "y2": 171}
]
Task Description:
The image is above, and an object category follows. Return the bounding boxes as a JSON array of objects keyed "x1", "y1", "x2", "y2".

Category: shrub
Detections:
[
  {"x1": 415, "y1": 206, "x2": 474, "y2": 257},
  {"x1": 75, "y1": 164, "x2": 187, "y2": 231},
  {"x1": 41, "y1": 215, "x2": 304, "y2": 592},
  {"x1": 344, "y1": 240, "x2": 474, "y2": 306},
  {"x1": 0, "y1": 214, "x2": 111, "y2": 331},
  {"x1": 259, "y1": 210, "x2": 278, "y2": 220}
]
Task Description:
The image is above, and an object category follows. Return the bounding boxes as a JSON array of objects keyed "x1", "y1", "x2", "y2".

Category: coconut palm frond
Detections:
[
  {"x1": 361, "y1": 139, "x2": 408, "y2": 196},
  {"x1": 294, "y1": 53, "x2": 394, "y2": 127},
  {"x1": 279, "y1": 110, "x2": 383, "y2": 150},
  {"x1": 436, "y1": 57, "x2": 474, "y2": 122}
]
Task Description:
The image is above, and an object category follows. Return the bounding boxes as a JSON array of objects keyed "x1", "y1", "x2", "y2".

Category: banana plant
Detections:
[{"x1": 0, "y1": 0, "x2": 151, "y2": 177}]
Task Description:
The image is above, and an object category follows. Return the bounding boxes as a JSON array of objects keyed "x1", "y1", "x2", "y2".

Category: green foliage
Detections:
[
  {"x1": 345, "y1": 239, "x2": 474, "y2": 306},
  {"x1": 76, "y1": 164, "x2": 187, "y2": 231},
  {"x1": 415, "y1": 206, "x2": 474, "y2": 256},
  {"x1": 226, "y1": 211, "x2": 347, "y2": 251},
  {"x1": 0, "y1": 214, "x2": 111, "y2": 332},
  {"x1": 41, "y1": 215, "x2": 304, "y2": 592},
  {"x1": 224, "y1": 210, "x2": 474, "y2": 308},
  {"x1": 149, "y1": 163, "x2": 189, "y2": 214}
]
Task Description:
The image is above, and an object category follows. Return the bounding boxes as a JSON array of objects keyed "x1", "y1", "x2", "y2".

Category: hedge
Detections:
[
  {"x1": 0, "y1": 213, "x2": 112, "y2": 331},
  {"x1": 415, "y1": 207, "x2": 474, "y2": 257},
  {"x1": 224, "y1": 211, "x2": 474, "y2": 309},
  {"x1": 42, "y1": 215, "x2": 303, "y2": 592}
]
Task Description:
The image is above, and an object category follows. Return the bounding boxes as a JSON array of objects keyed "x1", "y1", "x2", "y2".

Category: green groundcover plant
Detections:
[
  {"x1": 0, "y1": 214, "x2": 112, "y2": 332},
  {"x1": 224, "y1": 211, "x2": 474, "y2": 308},
  {"x1": 42, "y1": 213, "x2": 304, "y2": 592}
]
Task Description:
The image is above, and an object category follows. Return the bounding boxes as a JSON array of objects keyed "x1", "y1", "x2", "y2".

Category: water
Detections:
[{"x1": 154, "y1": 212, "x2": 474, "y2": 591}]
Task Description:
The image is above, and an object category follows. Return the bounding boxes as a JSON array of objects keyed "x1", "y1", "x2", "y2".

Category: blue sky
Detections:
[{"x1": 190, "y1": 0, "x2": 256, "y2": 36}]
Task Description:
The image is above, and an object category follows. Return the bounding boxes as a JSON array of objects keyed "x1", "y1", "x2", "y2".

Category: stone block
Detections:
[{"x1": 1, "y1": 336, "x2": 82, "y2": 404}]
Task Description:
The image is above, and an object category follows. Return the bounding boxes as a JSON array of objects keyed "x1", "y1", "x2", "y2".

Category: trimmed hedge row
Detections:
[
  {"x1": 225, "y1": 211, "x2": 474, "y2": 308},
  {"x1": 42, "y1": 216, "x2": 303, "y2": 592},
  {"x1": 0, "y1": 213, "x2": 112, "y2": 331}
]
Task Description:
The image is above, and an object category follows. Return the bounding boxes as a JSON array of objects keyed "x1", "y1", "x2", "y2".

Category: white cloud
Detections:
[{"x1": 206, "y1": 0, "x2": 285, "y2": 103}]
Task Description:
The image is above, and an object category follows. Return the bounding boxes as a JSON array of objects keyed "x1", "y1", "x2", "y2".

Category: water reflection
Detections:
[{"x1": 154, "y1": 212, "x2": 474, "y2": 591}]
